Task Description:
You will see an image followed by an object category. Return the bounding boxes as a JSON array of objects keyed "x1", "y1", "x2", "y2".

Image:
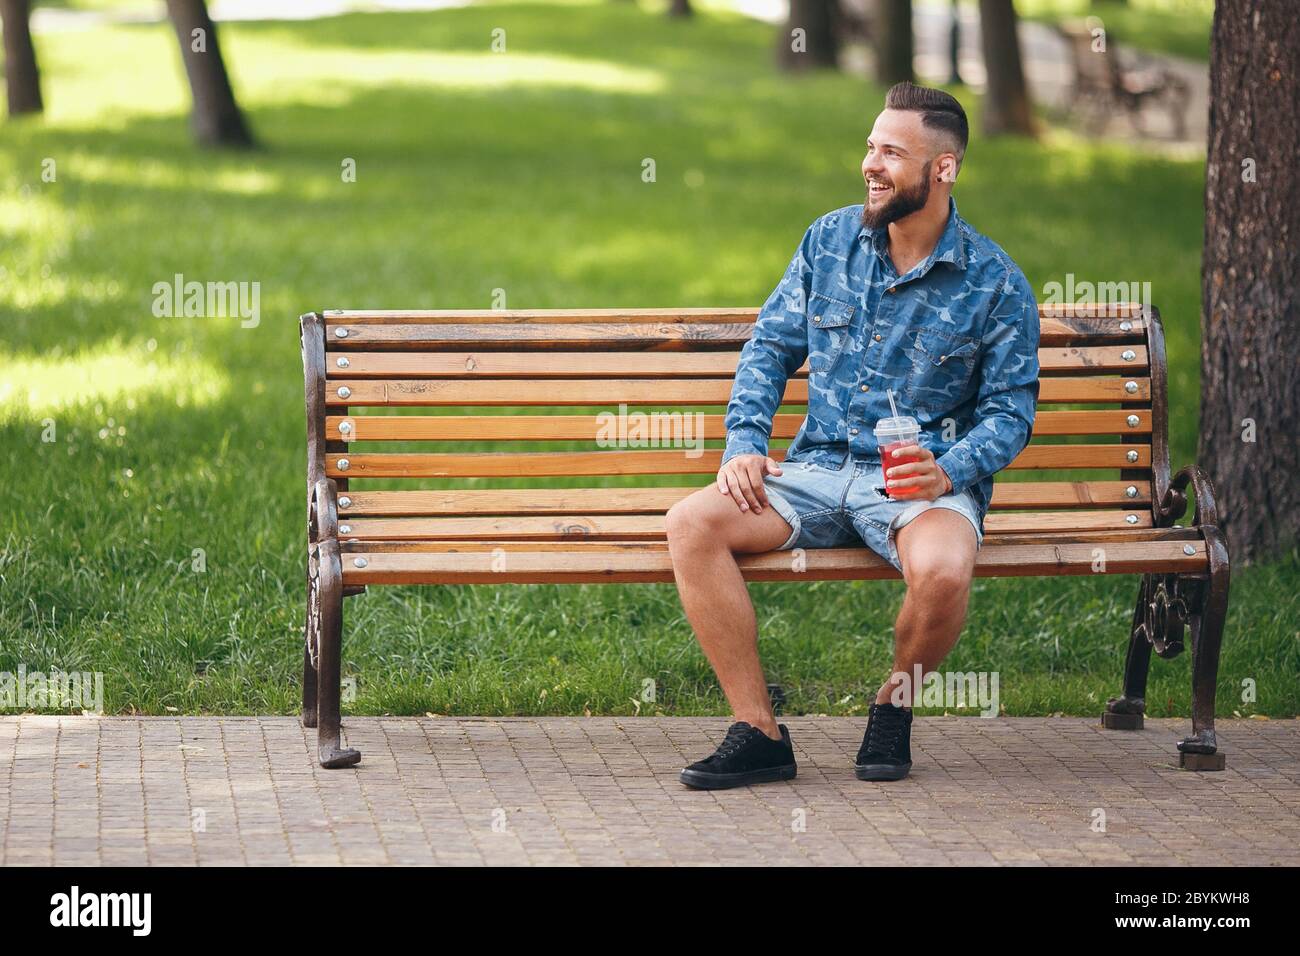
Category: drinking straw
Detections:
[{"x1": 887, "y1": 387, "x2": 900, "y2": 421}]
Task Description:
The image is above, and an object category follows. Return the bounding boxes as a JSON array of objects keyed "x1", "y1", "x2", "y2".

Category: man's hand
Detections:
[
  {"x1": 884, "y1": 444, "x2": 953, "y2": 501},
  {"x1": 717, "y1": 454, "x2": 783, "y2": 513}
]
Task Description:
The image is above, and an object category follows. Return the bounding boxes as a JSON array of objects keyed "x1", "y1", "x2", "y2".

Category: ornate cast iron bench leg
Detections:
[
  {"x1": 302, "y1": 571, "x2": 318, "y2": 729},
  {"x1": 310, "y1": 536, "x2": 360, "y2": 769},
  {"x1": 1178, "y1": 524, "x2": 1228, "y2": 770},
  {"x1": 1103, "y1": 574, "x2": 1153, "y2": 731},
  {"x1": 1104, "y1": 465, "x2": 1229, "y2": 771},
  {"x1": 302, "y1": 471, "x2": 319, "y2": 730}
]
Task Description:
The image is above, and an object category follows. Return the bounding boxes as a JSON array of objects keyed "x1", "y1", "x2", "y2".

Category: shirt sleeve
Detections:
[
  {"x1": 934, "y1": 266, "x2": 1040, "y2": 493},
  {"x1": 721, "y1": 223, "x2": 816, "y2": 465}
]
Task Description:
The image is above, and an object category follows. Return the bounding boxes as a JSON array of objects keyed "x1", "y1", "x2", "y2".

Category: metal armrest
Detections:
[
  {"x1": 1157, "y1": 464, "x2": 1220, "y2": 529},
  {"x1": 310, "y1": 477, "x2": 339, "y2": 543}
]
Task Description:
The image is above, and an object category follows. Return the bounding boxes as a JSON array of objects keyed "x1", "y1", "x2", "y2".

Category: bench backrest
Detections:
[{"x1": 301, "y1": 304, "x2": 1170, "y2": 541}]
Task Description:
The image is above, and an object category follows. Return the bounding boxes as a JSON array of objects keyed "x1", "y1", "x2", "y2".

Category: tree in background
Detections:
[
  {"x1": 947, "y1": 0, "x2": 962, "y2": 85},
  {"x1": 776, "y1": 0, "x2": 840, "y2": 71},
  {"x1": 0, "y1": 0, "x2": 42, "y2": 116},
  {"x1": 874, "y1": 0, "x2": 913, "y2": 85},
  {"x1": 977, "y1": 0, "x2": 1033, "y2": 135},
  {"x1": 668, "y1": 0, "x2": 692, "y2": 17},
  {"x1": 165, "y1": 0, "x2": 254, "y2": 147},
  {"x1": 1199, "y1": 1, "x2": 1299, "y2": 562}
]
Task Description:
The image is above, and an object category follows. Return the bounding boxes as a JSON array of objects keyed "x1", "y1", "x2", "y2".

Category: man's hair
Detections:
[{"x1": 884, "y1": 81, "x2": 968, "y2": 169}]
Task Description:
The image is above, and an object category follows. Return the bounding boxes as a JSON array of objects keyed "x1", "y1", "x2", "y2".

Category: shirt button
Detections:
[
  {"x1": 813, "y1": 315, "x2": 822, "y2": 323},
  {"x1": 888, "y1": 287, "x2": 898, "y2": 294},
  {"x1": 860, "y1": 385, "x2": 869, "y2": 392},
  {"x1": 850, "y1": 427, "x2": 859, "y2": 435},
  {"x1": 873, "y1": 334, "x2": 882, "y2": 341}
]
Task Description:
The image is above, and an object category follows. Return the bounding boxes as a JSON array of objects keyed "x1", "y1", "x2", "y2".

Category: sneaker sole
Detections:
[
  {"x1": 678, "y1": 764, "x2": 797, "y2": 790},
  {"x1": 854, "y1": 762, "x2": 912, "y2": 781}
]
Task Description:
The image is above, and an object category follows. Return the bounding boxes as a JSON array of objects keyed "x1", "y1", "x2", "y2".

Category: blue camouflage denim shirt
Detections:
[{"x1": 722, "y1": 197, "x2": 1041, "y2": 525}]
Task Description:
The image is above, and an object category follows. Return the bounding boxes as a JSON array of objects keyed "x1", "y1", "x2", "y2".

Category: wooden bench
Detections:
[
  {"x1": 1058, "y1": 21, "x2": 1191, "y2": 139},
  {"x1": 299, "y1": 305, "x2": 1229, "y2": 771}
]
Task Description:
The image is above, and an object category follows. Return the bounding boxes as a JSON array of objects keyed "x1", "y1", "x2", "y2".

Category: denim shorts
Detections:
[{"x1": 760, "y1": 457, "x2": 984, "y2": 572}]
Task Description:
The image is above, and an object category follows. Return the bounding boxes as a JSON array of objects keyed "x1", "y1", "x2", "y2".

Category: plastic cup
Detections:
[{"x1": 874, "y1": 415, "x2": 922, "y2": 498}]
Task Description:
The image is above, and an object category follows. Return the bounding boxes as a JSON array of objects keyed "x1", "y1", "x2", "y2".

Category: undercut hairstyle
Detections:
[{"x1": 884, "y1": 81, "x2": 969, "y2": 170}]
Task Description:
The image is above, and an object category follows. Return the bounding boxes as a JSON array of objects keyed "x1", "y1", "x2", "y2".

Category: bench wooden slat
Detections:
[
  {"x1": 325, "y1": 376, "x2": 1151, "y2": 406},
  {"x1": 336, "y1": 509, "x2": 1153, "y2": 542},
  {"x1": 335, "y1": 481, "x2": 1152, "y2": 516},
  {"x1": 325, "y1": 444, "x2": 1150, "y2": 478},
  {"x1": 324, "y1": 304, "x2": 1146, "y2": 325},
  {"x1": 326, "y1": 409, "x2": 1150, "y2": 441},
  {"x1": 339, "y1": 527, "x2": 1199, "y2": 551},
  {"x1": 341, "y1": 527, "x2": 1199, "y2": 553},
  {"x1": 324, "y1": 346, "x2": 1149, "y2": 378},
  {"x1": 325, "y1": 308, "x2": 764, "y2": 325},
  {"x1": 325, "y1": 316, "x2": 1144, "y2": 351},
  {"x1": 339, "y1": 538, "x2": 1206, "y2": 584},
  {"x1": 329, "y1": 322, "x2": 754, "y2": 351}
]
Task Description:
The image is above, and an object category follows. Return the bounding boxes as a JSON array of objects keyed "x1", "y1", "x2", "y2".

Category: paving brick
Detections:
[{"x1": 0, "y1": 716, "x2": 1297, "y2": 866}]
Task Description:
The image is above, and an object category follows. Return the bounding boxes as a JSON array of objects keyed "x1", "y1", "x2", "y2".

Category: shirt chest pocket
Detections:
[
  {"x1": 807, "y1": 293, "x2": 857, "y2": 374},
  {"x1": 903, "y1": 328, "x2": 979, "y2": 411}
]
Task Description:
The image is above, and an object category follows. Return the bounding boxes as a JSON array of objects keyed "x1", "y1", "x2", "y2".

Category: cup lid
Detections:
[{"x1": 873, "y1": 416, "x2": 919, "y2": 432}]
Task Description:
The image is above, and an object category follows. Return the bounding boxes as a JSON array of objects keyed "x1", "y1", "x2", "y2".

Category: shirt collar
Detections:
[{"x1": 858, "y1": 195, "x2": 968, "y2": 275}]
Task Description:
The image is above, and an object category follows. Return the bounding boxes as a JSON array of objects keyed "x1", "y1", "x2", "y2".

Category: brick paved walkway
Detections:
[{"x1": 1, "y1": 716, "x2": 1296, "y2": 866}]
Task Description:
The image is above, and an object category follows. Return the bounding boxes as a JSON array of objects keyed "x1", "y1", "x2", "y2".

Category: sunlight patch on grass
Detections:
[
  {"x1": 37, "y1": 27, "x2": 187, "y2": 126},
  {"x1": 554, "y1": 231, "x2": 685, "y2": 281},
  {"x1": 0, "y1": 341, "x2": 229, "y2": 421},
  {"x1": 69, "y1": 154, "x2": 285, "y2": 197},
  {"x1": 239, "y1": 44, "x2": 666, "y2": 100},
  {"x1": 0, "y1": 189, "x2": 75, "y2": 258}
]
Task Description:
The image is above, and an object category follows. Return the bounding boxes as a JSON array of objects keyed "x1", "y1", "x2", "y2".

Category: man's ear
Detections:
[{"x1": 936, "y1": 154, "x2": 958, "y2": 184}]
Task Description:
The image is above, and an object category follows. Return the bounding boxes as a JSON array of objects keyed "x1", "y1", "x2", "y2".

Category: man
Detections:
[{"x1": 666, "y1": 82, "x2": 1040, "y2": 789}]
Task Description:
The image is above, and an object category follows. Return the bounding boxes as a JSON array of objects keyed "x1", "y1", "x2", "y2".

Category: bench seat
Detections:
[{"x1": 339, "y1": 534, "x2": 1209, "y2": 585}]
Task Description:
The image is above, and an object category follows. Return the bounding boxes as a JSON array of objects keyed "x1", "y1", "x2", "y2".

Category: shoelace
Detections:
[
  {"x1": 711, "y1": 724, "x2": 757, "y2": 762},
  {"x1": 863, "y1": 710, "x2": 906, "y2": 757}
]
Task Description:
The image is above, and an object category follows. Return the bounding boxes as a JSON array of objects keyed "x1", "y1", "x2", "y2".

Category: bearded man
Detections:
[{"x1": 666, "y1": 82, "x2": 1041, "y2": 789}]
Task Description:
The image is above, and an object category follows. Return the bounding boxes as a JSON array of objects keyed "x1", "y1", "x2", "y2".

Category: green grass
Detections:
[
  {"x1": 1, "y1": 0, "x2": 1295, "y2": 722},
  {"x1": 1012, "y1": 0, "x2": 1215, "y2": 62}
]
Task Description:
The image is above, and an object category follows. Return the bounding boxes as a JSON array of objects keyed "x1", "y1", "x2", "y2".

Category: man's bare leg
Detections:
[
  {"x1": 875, "y1": 508, "x2": 978, "y2": 705},
  {"x1": 664, "y1": 487, "x2": 794, "y2": 740}
]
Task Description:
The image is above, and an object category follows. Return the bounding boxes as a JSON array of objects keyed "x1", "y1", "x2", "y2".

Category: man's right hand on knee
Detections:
[{"x1": 717, "y1": 455, "x2": 783, "y2": 514}]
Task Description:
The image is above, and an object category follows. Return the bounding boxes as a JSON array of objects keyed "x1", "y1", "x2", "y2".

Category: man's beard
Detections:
[{"x1": 861, "y1": 162, "x2": 932, "y2": 229}]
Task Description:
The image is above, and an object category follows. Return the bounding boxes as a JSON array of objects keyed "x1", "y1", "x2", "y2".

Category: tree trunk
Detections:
[
  {"x1": 165, "y1": 0, "x2": 254, "y2": 148},
  {"x1": 874, "y1": 0, "x2": 913, "y2": 85},
  {"x1": 668, "y1": 0, "x2": 692, "y2": 17},
  {"x1": 776, "y1": 0, "x2": 840, "y2": 72},
  {"x1": 948, "y1": 0, "x2": 963, "y2": 85},
  {"x1": 1199, "y1": 1, "x2": 1300, "y2": 563},
  {"x1": 0, "y1": 0, "x2": 43, "y2": 116},
  {"x1": 977, "y1": 0, "x2": 1034, "y2": 136}
]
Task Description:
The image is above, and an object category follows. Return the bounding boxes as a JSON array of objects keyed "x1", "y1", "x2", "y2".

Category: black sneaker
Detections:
[
  {"x1": 854, "y1": 702, "x2": 913, "y2": 781},
  {"x1": 679, "y1": 722, "x2": 797, "y2": 790}
]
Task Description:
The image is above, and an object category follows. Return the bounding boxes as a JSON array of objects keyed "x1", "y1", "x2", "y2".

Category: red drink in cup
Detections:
[{"x1": 874, "y1": 415, "x2": 922, "y2": 498}]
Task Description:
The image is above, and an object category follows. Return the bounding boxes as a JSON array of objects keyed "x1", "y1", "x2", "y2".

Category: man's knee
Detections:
[
  {"x1": 906, "y1": 556, "x2": 972, "y2": 597},
  {"x1": 898, "y1": 509, "x2": 977, "y2": 594},
  {"x1": 903, "y1": 548, "x2": 974, "y2": 596},
  {"x1": 665, "y1": 492, "x2": 724, "y2": 549}
]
